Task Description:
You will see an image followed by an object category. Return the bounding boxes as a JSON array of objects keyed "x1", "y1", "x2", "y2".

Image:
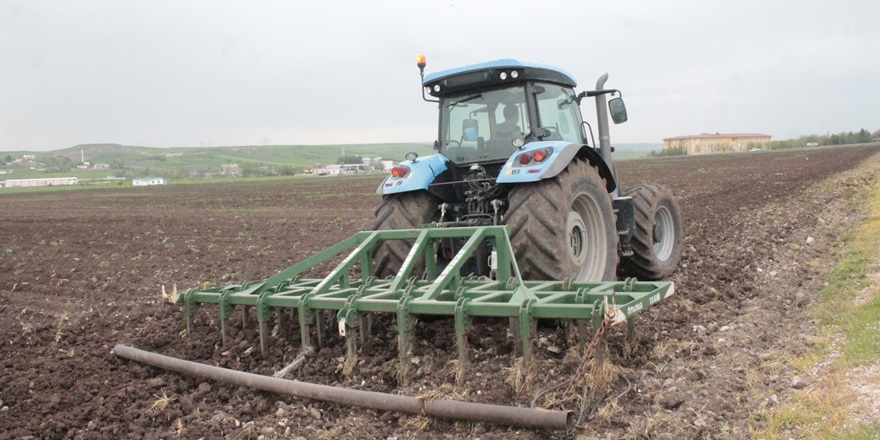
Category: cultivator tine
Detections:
[
  {"x1": 343, "y1": 320, "x2": 358, "y2": 374},
  {"x1": 219, "y1": 290, "x2": 231, "y2": 345},
  {"x1": 315, "y1": 311, "x2": 324, "y2": 348},
  {"x1": 626, "y1": 316, "x2": 636, "y2": 343},
  {"x1": 259, "y1": 320, "x2": 269, "y2": 355},
  {"x1": 509, "y1": 317, "x2": 520, "y2": 355},
  {"x1": 577, "y1": 319, "x2": 589, "y2": 354},
  {"x1": 256, "y1": 293, "x2": 270, "y2": 355},
  {"x1": 454, "y1": 297, "x2": 471, "y2": 383},
  {"x1": 338, "y1": 286, "x2": 364, "y2": 374},
  {"x1": 298, "y1": 305, "x2": 314, "y2": 353},
  {"x1": 572, "y1": 288, "x2": 589, "y2": 354},
  {"x1": 519, "y1": 299, "x2": 536, "y2": 366},
  {"x1": 591, "y1": 300, "x2": 605, "y2": 362},
  {"x1": 173, "y1": 226, "x2": 675, "y2": 380},
  {"x1": 184, "y1": 289, "x2": 196, "y2": 337},
  {"x1": 396, "y1": 297, "x2": 415, "y2": 380}
]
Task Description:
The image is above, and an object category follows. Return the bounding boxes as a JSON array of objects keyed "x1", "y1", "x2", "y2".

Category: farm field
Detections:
[{"x1": 1, "y1": 145, "x2": 879, "y2": 439}]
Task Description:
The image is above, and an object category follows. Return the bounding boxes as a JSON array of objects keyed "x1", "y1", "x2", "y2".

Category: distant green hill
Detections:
[
  {"x1": 2, "y1": 141, "x2": 661, "y2": 181},
  {"x1": 1, "y1": 142, "x2": 436, "y2": 180},
  {"x1": 61, "y1": 142, "x2": 434, "y2": 167}
]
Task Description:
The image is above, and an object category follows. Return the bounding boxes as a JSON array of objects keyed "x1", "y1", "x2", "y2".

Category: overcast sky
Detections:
[{"x1": 1, "y1": 1, "x2": 878, "y2": 151}]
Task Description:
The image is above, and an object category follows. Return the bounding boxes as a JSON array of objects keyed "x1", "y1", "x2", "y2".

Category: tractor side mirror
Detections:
[
  {"x1": 462, "y1": 119, "x2": 480, "y2": 141},
  {"x1": 609, "y1": 98, "x2": 628, "y2": 124}
]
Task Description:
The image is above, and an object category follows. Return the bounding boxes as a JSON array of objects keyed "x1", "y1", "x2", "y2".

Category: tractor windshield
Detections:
[
  {"x1": 534, "y1": 83, "x2": 585, "y2": 144},
  {"x1": 439, "y1": 86, "x2": 530, "y2": 163}
]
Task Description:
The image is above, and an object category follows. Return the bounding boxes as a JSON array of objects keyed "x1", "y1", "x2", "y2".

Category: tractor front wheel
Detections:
[
  {"x1": 372, "y1": 191, "x2": 441, "y2": 278},
  {"x1": 506, "y1": 158, "x2": 618, "y2": 281},
  {"x1": 620, "y1": 184, "x2": 682, "y2": 280}
]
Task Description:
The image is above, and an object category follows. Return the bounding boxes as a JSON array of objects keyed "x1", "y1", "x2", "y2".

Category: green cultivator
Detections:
[{"x1": 178, "y1": 226, "x2": 673, "y2": 377}]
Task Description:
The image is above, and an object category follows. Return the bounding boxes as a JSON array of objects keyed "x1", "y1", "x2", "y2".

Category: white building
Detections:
[
  {"x1": 132, "y1": 177, "x2": 167, "y2": 186},
  {"x1": 3, "y1": 177, "x2": 78, "y2": 188},
  {"x1": 324, "y1": 164, "x2": 365, "y2": 175}
]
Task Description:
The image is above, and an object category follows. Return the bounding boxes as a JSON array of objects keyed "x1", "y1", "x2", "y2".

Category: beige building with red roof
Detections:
[{"x1": 663, "y1": 133, "x2": 772, "y2": 154}]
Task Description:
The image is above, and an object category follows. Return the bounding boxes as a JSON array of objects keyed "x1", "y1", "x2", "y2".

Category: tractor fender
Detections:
[
  {"x1": 376, "y1": 153, "x2": 449, "y2": 195},
  {"x1": 496, "y1": 142, "x2": 617, "y2": 193}
]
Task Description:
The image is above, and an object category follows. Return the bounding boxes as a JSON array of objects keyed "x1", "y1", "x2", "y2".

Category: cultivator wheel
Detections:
[
  {"x1": 620, "y1": 184, "x2": 682, "y2": 280},
  {"x1": 176, "y1": 226, "x2": 673, "y2": 382}
]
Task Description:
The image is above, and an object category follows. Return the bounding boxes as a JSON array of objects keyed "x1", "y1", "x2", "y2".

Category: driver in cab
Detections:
[{"x1": 494, "y1": 104, "x2": 521, "y2": 141}]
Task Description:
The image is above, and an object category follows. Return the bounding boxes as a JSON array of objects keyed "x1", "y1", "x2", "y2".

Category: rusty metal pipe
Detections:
[{"x1": 113, "y1": 344, "x2": 571, "y2": 431}]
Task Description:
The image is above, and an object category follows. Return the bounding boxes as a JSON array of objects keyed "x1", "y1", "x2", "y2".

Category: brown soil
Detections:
[{"x1": 1, "y1": 144, "x2": 879, "y2": 439}]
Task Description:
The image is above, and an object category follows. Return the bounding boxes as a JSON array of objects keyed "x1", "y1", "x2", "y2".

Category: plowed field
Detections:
[{"x1": 2, "y1": 144, "x2": 879, "y2": 439}]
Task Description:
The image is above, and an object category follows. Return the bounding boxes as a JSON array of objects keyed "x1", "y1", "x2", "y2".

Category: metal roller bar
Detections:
[{"x1": 113, "y1": 344, "x2": 572, "y2": 430}]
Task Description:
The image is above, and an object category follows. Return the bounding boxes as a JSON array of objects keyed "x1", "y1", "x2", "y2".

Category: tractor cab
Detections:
[{"x1": 422, "y1": 59, "x2": 588, "y2": 165}]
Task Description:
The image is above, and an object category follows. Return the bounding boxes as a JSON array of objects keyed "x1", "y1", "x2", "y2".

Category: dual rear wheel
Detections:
[{"x1": 620, "y1": 184, "x2": 682, "y2": 280}]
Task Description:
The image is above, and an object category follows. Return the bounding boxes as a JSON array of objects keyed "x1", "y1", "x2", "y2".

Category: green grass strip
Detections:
[{"x1": 759, "y1": 168, "x2": 880, "y2": 439}]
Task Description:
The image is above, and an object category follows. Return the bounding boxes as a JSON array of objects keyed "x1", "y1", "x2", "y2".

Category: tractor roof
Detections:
[{"x1": 423, "y1": 59, "x2": 577, "y2": 98}]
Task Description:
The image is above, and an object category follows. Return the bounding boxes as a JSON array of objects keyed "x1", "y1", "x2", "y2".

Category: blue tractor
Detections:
[{"x1": 375, "y1": 56, "x2": 682, "y2": 282}]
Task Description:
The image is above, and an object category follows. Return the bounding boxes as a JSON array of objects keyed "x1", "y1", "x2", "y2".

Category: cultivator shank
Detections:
[{"x1": 177, "y1": 226, "x2": 673, "y2": 376}]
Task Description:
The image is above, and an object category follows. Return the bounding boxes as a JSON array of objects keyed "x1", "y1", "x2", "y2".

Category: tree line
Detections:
[{"x1": 767, "y1": 128, "x2": 878, "y2": 150}]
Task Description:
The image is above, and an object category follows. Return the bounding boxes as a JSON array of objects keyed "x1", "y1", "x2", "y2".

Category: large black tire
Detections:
[
  {"x1": 372, "y1": 191, "x2": 441, "y2": 278},
  {"x1": 620, "y1": 184, "x2": 682, "y2": 280},
  {"x1": 506, "y1": 158, "x2": 618, "y2": 281}
]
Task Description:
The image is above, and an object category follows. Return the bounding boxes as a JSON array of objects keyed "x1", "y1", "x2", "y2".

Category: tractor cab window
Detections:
[
  {"x1": 534, "y1": 83, "x2": 585, "y2": 144},
  {"x1": 439, "y1": 86, "x2": 530, "y2": 163}
]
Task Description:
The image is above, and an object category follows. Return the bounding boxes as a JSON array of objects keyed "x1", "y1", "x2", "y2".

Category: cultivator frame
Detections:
[{"x1": 178, "y1": 226, "x2": 673, "y2": 376}]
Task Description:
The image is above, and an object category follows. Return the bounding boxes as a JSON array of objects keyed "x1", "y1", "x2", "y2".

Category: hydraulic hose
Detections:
[{"x1": 113, "y1": 344, "x2": 571, "y2": 431}]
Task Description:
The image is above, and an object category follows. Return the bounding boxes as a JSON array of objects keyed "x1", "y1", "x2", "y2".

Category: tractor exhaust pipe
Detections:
[
  {"x1": 594, "y1": 73, "x2": 618, "y2": 193},
  {"x1": 113, "y1": 344, "x2": 572, "y2": 431}
]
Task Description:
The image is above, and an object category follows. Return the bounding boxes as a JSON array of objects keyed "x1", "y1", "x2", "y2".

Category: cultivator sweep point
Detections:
[{"x1": 177, "y1": 226, "x2": 673, "y2": 377}]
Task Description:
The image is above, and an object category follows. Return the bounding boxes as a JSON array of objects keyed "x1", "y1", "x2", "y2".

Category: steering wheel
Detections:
[{"x1": 538, "y1": 126, "x2": 562, "y2": 141}]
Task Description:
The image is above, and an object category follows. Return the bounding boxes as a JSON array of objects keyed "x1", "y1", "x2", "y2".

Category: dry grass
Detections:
[
  {"x1": 505, "y1": 357, "x2": 523, "y2": 387},
  {"x1": 594, "y1": 399, "x2": 620, "y2": 424},
  {"x1": 149, "y1": 391, "x2": 174, "y2": 412},
  {"x1": 585, "y1": 356, "x2": 619, "y2": 398},
  {"x1": 402, "y1": 416, "x2": 431, "y2": 431},
  {"x1": 172, "y1": 418, "x2": 185, "y2": 437},
  {"x1": 755, "y1": 373, "x2": 852, "y2": 439}
]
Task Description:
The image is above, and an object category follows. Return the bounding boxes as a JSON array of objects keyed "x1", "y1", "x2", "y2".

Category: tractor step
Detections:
[{"x1": 177, "y1": 226, "x2": 673, "y2": 378}]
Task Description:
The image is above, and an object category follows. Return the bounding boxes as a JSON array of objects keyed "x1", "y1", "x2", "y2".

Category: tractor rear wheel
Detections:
[
  {"x1": 506, "y1": 158, "x2": 618, "y2": 281},
  {"x1": 620, "y1": 184, "x2": 682, "y2": 280},
  {"x1": 372, "y1": 191, "x2": 441, "y2": 278}
]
